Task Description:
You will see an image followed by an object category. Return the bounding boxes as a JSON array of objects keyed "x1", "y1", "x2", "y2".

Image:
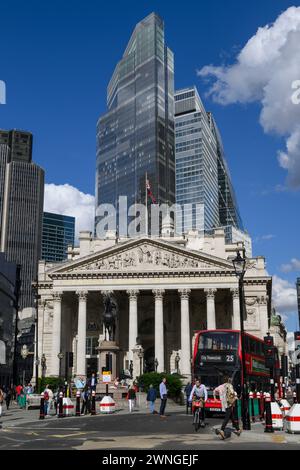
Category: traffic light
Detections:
[{"x1": 264, "y1": 335, "x2": 275, "y2": 368}]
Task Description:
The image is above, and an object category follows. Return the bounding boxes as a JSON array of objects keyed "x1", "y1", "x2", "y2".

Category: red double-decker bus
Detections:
[{"x1": 192, "y1": 329, "x2": 280, "y2": 414}]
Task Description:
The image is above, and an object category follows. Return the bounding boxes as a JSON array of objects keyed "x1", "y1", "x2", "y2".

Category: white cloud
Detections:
[
  {"x1": 272, "y1": 275, "x2": 298, "y2": 315},
  {"x1": 44, "y1": 183, "x2": 95, "y2": 240},
  {"x1": 198, "y1": 6, "x2": 300, "y2": 189},
  {"x1": 280, "y1": 258, "x2": 300, "y2": 273},
  {"x1": 254, "y1": 234, "x2": 275, "y2": 243}
]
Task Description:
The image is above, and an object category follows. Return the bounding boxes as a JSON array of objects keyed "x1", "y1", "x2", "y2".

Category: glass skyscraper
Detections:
[
  {"x1": 175, "y1": 86, "x2": 246, "y2": 241},
  {"x1": 0, "y1": 130, "x2": 44, "y2": 309},
  {"x1": 42, "y1": 212, "x2": 75, "y2": 262},
  {"x1": 175, "y1": 87, "x2": 219, "y2": 233},
  {"x1": 95, "y1": 13, "x2": 175, "y2": 236}
]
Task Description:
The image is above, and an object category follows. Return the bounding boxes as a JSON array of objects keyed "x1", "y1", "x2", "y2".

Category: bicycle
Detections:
[{"x1": 192, "y1": 399, "x2": 204, "y2": 432}]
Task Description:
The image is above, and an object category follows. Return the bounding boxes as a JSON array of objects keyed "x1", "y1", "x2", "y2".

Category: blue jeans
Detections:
[{"x1": 149, "y1": 401, "x2": 155, "y2": 413}]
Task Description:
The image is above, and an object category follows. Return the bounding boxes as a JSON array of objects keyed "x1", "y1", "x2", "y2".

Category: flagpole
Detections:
[{"x1": 145, "y1": 172, "x2": 148, "y2": 236}]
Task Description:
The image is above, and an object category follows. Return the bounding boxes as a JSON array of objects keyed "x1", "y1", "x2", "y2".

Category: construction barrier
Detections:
[
  {"x1": 99, "y1": 395, "x2": 116, "y2": 413},
  {"x1": 285, "y1": 403, "x2": 300, "y2": 434}
]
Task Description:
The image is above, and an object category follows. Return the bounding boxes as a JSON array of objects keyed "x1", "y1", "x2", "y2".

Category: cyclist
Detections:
[{"x1": 189, "y1": 378, "x2": 208, "y2": 428}]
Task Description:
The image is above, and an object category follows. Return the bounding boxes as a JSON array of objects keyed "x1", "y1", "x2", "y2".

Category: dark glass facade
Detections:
[
  {"x1": 42, "y1": 212, "x2": 75, "y2": 262},
  {"x1": 95, "y1": 13, "x2": 175, "y2": 235},
  {"x1": 175, "y1": 87, "x2": 219, "y2": 232},
  {"x1": 0, "y1": 130, "x2": 44, "y2": 309},
  {"x1": 175, "y1": 86, "x2": 244, "y2": 235}
]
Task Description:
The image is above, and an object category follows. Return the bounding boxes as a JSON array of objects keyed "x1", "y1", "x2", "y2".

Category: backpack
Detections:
[
  {"x1": 44, "y1": 391, "x2": 49, "y2": 401},
  {"x1": 225, "y1": 383, "x2": 236, "y2": 406}
]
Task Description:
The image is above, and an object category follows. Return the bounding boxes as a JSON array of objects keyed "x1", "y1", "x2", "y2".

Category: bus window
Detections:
[{"x1": 198, "y1": 331, "x2": 239, "y2": 351}]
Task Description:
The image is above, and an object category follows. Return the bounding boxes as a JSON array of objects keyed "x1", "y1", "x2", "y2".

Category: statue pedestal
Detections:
[{"x1": 97, "y1": 340, "x2": 120, "y2": 381}]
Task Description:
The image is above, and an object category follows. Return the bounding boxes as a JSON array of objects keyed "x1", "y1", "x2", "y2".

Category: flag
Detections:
[{"x1": 146, "y1": 179, "x2": 157, "y2": 204}]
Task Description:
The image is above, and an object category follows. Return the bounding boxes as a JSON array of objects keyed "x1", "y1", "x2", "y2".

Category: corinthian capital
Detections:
[
  {"x1": 230, "y1": 288, "x2": 239, "y2": 299},
  {"x1": 204, "y1": 288, "x2": 217, "y2": 299},
  {"x1": 127, "y1": 289, "x2": 139, "y2": 300},
  {"x1": 52, "y1": 291, "x2": 63, "y2": 302},
  {"x1": 76, "y1": 290, "x2": 88, "y2": 301},
  {"x1": 152, "y1": 289, "x2": 165, "y2": 300},
  {"x1": 178, "y1": 288, "x2": 191, "y2": 300}
]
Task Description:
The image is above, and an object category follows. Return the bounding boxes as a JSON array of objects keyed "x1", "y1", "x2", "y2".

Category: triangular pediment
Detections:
[{"x1": 48, "y1": 237, "x2": 234, "y2": 278}]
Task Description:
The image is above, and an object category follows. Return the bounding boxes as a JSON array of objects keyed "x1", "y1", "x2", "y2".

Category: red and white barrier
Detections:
[
  {"x1": 271, "y1": 401, "x2": 283, "y2": 430},
  {"x1": 279, "y1": 398, "x2": 291, "y2": 416},
  {"x1": 63, "y1": 397, "x2": 75, "y2": 416},
  {"x1": 99, "y1": 395, "x2": 116, "y2": 413},
  {"x1": 285, "y1": 404, "x2": 300, "y2": 434}
]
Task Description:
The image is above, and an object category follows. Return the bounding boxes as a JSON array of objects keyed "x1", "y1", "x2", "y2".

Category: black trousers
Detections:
[
  {"x1": 186, "y1": 399, "x2": 192, "y2": 414},
  {"x1": 159, "y1": 398, "x2": 167, "y2": 415},
  {"x1": 221, "y1": 405, "x2": 240, "y2": 431},
  {"x1": 81, "y1": 399, "x2": 90, "y2": 415}
]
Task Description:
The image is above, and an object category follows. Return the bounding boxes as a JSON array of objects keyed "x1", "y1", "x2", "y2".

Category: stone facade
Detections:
[{"x1": 36, "y1": 228, "x2": 273, "y2": 381}]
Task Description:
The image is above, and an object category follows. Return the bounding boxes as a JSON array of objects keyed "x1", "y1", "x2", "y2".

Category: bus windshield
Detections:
[{"x1": 198, "y1": 331, "x2": 239, "y2": 351}]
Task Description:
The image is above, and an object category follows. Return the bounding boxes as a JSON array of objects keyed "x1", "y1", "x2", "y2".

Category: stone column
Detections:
[
  {"x1": 127, "y1": 290, "x2": 139, "y2": 361},
  {"x1": 153, "y1": 289, "x2": 165, "y2": 372},
  {"x1": 76, "y1": 291, "x2": 88, "y2": 377},
  {"x1": 204, "y1": 288, "x2": 217, "y2": 330},
  {"x1": 178, "y1": 289, "x2": 191, "y2": 379},
  {"x1": 258, "y1": 295, "x2": 269, "y2": 336},
  {"x1": 231, "y1": 288, "x2": 241, "y2": 330},
  {"x1": 51, "y1": 292, "x2": 62, "y2": 376}
]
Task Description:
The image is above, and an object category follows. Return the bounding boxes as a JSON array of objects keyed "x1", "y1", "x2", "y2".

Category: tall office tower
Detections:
[
  {"x1": 0, "y1": 144, "x2": 10, "y2": 226},
  {"x1": 175, "y1": 87, "x2": 219, "y2": 233},
  {"x1": 42, "y1": 212, "x2": 75, "y2": 262},
  {"x1": 95, "y1": 13, "x2": 175, "y2": 237},
  {"x1": 0, "y1": 130, "x2": 44, "y2": 309},
  {"x1": 207, "y1": 113, "x2": 244, "y2": 232}
]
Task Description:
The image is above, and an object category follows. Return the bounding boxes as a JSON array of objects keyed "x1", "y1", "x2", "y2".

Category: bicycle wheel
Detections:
[{"x1": 193, "y1": 409, "x2": 200, "y2": 432}]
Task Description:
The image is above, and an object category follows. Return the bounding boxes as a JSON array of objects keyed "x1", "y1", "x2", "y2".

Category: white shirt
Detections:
[{"x1": 189, "y1": 384, "x2": 208, "y2": 402}]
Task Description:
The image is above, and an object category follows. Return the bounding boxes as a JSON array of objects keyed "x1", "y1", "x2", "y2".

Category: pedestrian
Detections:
[
  {"x1": 81, "y1": 386, "x2": 91, "y2": 415},
  {"x1": 5, "y1": 387, "x2": 12, "y2": 410},
  {"x1": 159, "y1": 377, "x2": 168, "y2": 418},
  {"x1": 189, "y1": 378, "x2": 208, "y2": 427},
  {"x1": 213, "y1": 376, "x2": 241, "y2": 439},
  {"x1": 43, "y1": 384, "x2": 54, "y2": 416},
  {"x1": 184, "y1": 382, "x2": 193, "y2": 414},
  {"x1": 15, "y1": 384, "x2": 22, "y2": 405},
  {"x1": 127, "y1": 386, "x2": 136, "y2": 413},
  {"x1": 0, "y1": 387, "x2": 4, "y2": 417},
  {"x1": 88, "y1": 373, "x2": 98, "y2": 392},
  {"x1": 146, "y1": 384, "x2": 157, "y2": 414},
  {"x1": 18, "y1": 388, "x2": 26, "y2": 409}
]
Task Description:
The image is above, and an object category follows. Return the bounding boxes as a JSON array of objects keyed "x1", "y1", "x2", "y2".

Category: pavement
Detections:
[{"x1": 1, "y1": 400, "x2": 300, "y2": 450}]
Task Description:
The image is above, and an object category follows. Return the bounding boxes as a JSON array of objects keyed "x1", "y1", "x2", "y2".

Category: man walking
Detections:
[
  {"x1": 214, "y1": 376, "x2": 241, "y2": 439},
  {"x1": 159, "y1": 377, "x2": 168, "y2": 418}
]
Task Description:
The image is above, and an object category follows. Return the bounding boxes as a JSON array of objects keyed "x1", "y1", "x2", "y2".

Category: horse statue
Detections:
[{"x1": 102, "y1": 291, "x2": 118, "y2": 341}]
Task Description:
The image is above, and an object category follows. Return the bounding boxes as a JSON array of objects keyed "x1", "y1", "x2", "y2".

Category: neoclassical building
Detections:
[{"x1": 37, "y1": 228, "x2": 272, "y2": 381}]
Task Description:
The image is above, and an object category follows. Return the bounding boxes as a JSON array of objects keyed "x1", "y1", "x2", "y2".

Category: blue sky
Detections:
[{"x1": 0, "y1": 0, "x2": 299, "y2": 330}]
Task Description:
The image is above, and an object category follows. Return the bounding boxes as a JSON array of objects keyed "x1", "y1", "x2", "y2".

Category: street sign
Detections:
[{"x1": 102, "y1": 371, "x2": 111, "y2": 383}]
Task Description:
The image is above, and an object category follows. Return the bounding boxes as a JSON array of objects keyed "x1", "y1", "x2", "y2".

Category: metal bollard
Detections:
[
  {"x1": 91, "y1": 390, "x2": 96, "y2": 415},
  {"x1": 58, "y1": 391, "x2": 64, "y2": 418},
  {"x1": 293, "y1": 391, "x2": 297, "y2": 404},
  {"x1": 39, "y1": 392, "x2": 45, "y2": 420},
  {"x1": 249, "y1": 391, "x2": 255, "y2": 423},
  {"x1": 264, "y1": 393, "x2": 274, "y2": 433},
  {"x1": 76, "y1": 390, "x2": 81, "y2": 417}
]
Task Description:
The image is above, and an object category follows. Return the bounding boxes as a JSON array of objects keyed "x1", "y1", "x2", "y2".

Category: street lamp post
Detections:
[
  {"x1": 33, "y1": 282, "x2": 41, "y2": 393},
  {"x1": 138, "y1": 349, "x2": 144, "y2": 377},
  {"x1": 57, "y1": 352, "x2": 64, "y2": 381},
  {"x1": 232, "y1": 250, "x2": 251, "y2": 431},
  {"x1": 175, "y1": 352, "x2": 180, "y2": 374}
]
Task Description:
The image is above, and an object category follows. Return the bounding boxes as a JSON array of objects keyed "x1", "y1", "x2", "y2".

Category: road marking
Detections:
[
  {"x1": 49, "y1": 431, "x2": 93, "y2": 438},
  {"x1": 271, "y1": 435, "x2": 287, "y2": 444}
]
